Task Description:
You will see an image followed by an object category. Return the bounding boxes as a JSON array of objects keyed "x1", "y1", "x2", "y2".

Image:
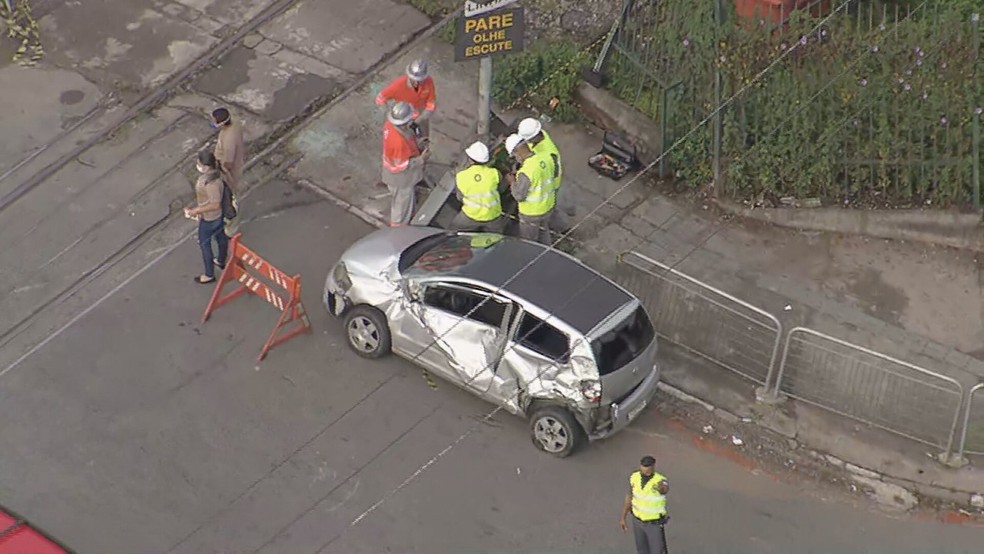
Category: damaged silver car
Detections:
[{"x1": 323, "y1": 227, "x2": 659, "y2": 457}]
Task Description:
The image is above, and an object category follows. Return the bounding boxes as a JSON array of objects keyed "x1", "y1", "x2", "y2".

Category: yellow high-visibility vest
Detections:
[
  {"x1": 629, "y1": 470, "x2": 667, "y2": 521},
  {"x1": 455, "y1": 164, "x2": 502, "y2": 222},
  {"x1": 516, "y1": 151, "x2": 556, "y2": 216},
  {"x1": 530, "y1": 130, "x2": 562, "y2": 192}
]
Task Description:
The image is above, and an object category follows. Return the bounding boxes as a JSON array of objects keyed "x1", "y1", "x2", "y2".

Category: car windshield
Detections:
[
  {"x1": 590, "y1": 306, "x2": 654, "y2": 376},
  {"x1": 398, "y1": 233, "x2": 454, "y2": 272},
  {"x1": 400, "y1": 233, "x2": 505, "y2": 274}
]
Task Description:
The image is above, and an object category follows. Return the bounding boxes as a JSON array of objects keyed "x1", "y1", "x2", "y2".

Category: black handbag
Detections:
[{"x1": 221, "y1": 180, "x2": 237, "y2": 220}]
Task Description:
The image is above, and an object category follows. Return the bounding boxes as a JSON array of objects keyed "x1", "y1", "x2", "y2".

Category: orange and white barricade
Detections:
[{"x1": 201, "y1": 233, "x2": 312, "y2": 361}]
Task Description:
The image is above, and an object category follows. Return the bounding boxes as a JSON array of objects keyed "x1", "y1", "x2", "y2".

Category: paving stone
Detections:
[
  {"x1": 609, "y1": 186, "x2": 644, "y2": 209},
  {"x1": 621, "y1": 213, "x2": 657, "y2": 241},
  {"x1": 242, "y1": 33, "x2": 264, "y2": 49},
  {"x1": 944, "y1": 348, "x2": 971, "y2": 370},
  {"x1": 584, "y1": 224, "x2": 639, "y2": 255},
  {"x1": 632, "y1": 196, "x2": 679, "y2": 227},
  {"x1": 920, "y1": 340, "x2": 951, "y2": 363},
  {"x1": 191, "y1": 15, "x2": 225, "y2": 36},
  {"x1": 162, "y1": 2, "x2": 189, "y2": 19},
  {"x1": 254, "y1": 39, "x2": 283, "y2": 56}
]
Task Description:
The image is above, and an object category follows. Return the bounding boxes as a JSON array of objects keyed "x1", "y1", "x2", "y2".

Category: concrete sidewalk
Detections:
[{"x1": 290, "y1": 35, "x2": 984, "y2": 507}]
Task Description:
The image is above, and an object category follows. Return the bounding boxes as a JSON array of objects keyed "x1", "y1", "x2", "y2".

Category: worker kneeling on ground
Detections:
[
  {"x1": 375, "y1": 58, "x2": 436, "y2": 143},
  {"x1": 505, "y1": 133, "x2": 557, "y2": 244},
  {"x1": 518, "y1": 117, "x2": 572, "y2": 232},
  {"x1": 451, "y1": 141, "x2": 505, "y2": 233},
  {"x1": 381, "y1": 101, "x2": 429, "y2": 226}
]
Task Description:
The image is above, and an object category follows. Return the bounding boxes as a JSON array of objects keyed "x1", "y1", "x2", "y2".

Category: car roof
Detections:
[{"x1": 407, "y1": 233, "x2": 633, "y2": 334}]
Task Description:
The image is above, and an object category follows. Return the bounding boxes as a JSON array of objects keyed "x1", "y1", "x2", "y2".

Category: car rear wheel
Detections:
[
  {"x1": 529, "y1": 405, "x2": 583, "y2": 458},
  {"x1": 344, "y1": 305, "x2": 391, "y2": 359}
]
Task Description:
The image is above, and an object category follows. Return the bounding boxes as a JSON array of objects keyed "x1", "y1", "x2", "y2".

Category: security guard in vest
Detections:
[
  {"x1": 450, "y1": 141, "x2": 505, "y2": 233},
  {"x1": 620, "y1": 455, "x2": 669, "y2": 554},
  {"x1": 504, "y1": 133, "x2": 557, "y2": 244}
]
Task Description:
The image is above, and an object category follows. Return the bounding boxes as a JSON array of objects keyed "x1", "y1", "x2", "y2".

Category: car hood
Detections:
[{"x1": 341, "y1": 225, "x2": 447, "y2": 276}]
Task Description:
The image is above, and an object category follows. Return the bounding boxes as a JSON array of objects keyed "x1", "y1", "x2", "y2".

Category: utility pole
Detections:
[
  {"x1": 477, "y1": 56, "x2": 492, "y2": 137},
  {"x1": 712, "y1": 0, "x2": 725, "y2": 194}
]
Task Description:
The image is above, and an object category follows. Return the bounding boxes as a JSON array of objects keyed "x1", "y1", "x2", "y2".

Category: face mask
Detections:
[
  {"x1": 196, "y1": 164, "x2": 207, "y2": 174},
  {"x1": 210, "y1": 120, "x2": 220, "y2": 129}
]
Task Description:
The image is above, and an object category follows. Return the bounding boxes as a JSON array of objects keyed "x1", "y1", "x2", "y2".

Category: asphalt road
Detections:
[{"x1": 0, "y1": 181, "x2": 981, "y2": 554}]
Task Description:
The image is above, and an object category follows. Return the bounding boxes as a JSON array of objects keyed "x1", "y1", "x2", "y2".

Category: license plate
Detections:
[{"x1": 628, "y1": 400, "x2": 647, "y2": 421}]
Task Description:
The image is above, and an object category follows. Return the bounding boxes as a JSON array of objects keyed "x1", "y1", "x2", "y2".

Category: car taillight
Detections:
[{"x1": 580, "y1": 380, "x2": 601, "y2": 403}]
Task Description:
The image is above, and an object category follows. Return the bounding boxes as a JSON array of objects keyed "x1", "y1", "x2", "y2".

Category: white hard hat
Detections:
[
  {"x1": 517, "y1": 118, "x2": 542, "y2": 140},
  {"x1": 464, "y1": 141, "x2": 490, "y2": 163},
  {"x1": 504, "y1": 133, "x2": 523, "y2": 155},
  {"x1": 388, "y1": 101, "x2": 414, "y2": 126},
  {"x1": 406, "y1": 59, "x2": 428, "y2": 82}
]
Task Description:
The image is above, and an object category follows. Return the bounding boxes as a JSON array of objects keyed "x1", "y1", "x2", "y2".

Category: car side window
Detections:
[
  {"x1": 515, "y1": 313, "x2": 570, "y2": 363},
  {"x1": 422, "y1": 285, "x2": 507, "y2": 328}
]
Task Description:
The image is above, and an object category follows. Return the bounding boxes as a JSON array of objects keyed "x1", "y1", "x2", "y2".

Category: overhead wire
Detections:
[{"x1": 275, "y1": 2, "x2": 935, "y2": 551}]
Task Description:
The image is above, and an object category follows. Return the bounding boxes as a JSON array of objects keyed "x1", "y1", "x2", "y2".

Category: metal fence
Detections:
[
  {"x1": 959, "y1": 383, "x2": 984, "y2": 456},
  {"x1": 617, "y1": 250, "x2": 979, "y2": 462},
  {"x1": 601, "y1": 0, "x2": 983, "y2": 207},
  {"x1": 617, "y1": 251, "x2": 782, "y2": 386},
  {"x1": 774, "y1": 327, "x2": 964, "y2": 453}
]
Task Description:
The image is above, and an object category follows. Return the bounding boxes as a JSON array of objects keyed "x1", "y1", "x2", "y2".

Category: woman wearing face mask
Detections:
[{"x1": 184, "y1": 150, "x2": 229, "y2": 284}]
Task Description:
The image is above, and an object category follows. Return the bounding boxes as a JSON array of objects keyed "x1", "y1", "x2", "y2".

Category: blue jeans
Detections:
[{"x1": 198, "y1": 217, "x2": 228, "y2": 279}]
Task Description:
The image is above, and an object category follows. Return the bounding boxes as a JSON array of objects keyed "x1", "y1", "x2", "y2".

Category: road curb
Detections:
[
  {"x1": 657, "y1": 375, "x2": 984, "y2": 514},
  {"x1": 713, "y1": 198, "x2": 984, "y2": 253}
]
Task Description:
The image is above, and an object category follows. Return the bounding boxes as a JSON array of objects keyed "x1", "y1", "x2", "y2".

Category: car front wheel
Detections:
[
  {"x1": 529, "y1": 405, "x2": 583, "y2": 458},
  {"x1": 344, "y1": 305, "x2": 391, "y2": 359}
]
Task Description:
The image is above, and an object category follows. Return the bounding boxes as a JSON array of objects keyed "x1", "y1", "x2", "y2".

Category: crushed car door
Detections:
[{"x1": 400, "y1": 282, "x2": 511, "y2": 393}]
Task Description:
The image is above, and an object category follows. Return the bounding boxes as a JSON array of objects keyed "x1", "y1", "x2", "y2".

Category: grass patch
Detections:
[{"x1": 492, "y1": 39, "x2": 591, "y2": 123}]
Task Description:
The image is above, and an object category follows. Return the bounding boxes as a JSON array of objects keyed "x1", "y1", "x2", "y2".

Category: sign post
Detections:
[
  {"x1": 457, "y1": 1, "x2": 525, "y2": 137},
  {"x1": 477, "y1": 57, "x2": 493, "y2": 136}
]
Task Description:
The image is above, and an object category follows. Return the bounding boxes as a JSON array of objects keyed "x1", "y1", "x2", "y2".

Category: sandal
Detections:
[{"x1": 194, "y1": 275, "x2": 216, "y2": 285}]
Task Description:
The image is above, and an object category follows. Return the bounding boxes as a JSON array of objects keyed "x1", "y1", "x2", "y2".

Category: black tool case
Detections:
[{"x1": 588, "y1": 131, "x2": 639, "y2": 180}]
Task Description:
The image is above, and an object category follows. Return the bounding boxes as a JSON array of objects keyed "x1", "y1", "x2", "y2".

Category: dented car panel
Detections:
[{"x1": 323, "y1": 227, "x2": 660, "y2": 447}]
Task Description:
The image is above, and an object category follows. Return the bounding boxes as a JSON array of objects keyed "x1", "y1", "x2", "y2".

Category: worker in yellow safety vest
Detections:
[
  {"x1": 451, "y1": 141, "x2": 505, "y2": 233},
  {"x1": 504, "y1": 134, "x2": 556, "y2": 244},
  {"x1": 620, "y1": 455, "x2": 669, "y2": 554},
  {"x1": 518, "y1": 117, "x2": 571, "y2": 231}
]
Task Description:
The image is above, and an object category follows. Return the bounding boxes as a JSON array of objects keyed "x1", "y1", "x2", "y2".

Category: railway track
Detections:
[{"x1": 0, "y1": 1, "x2": 462, "y2": 359}]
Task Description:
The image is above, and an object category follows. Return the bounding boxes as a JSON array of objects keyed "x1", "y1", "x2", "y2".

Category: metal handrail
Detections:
[
  {"x1": 621, "y1": 251, "x2": 783, "y2": 389},
  {"x1": 775, "y1": 326, "x2": 965, "y2": 456},
  {"x1": 956, "y1": 382, "x2": 984, "y2": 457}
]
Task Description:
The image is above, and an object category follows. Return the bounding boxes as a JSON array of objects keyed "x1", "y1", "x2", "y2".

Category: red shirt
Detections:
[
  {"x1": 375, "y1": 75, "x2": 436, "y2": 112},
  {"x1": 382, "y1": 120, "x2": 421, "y2": 173}
]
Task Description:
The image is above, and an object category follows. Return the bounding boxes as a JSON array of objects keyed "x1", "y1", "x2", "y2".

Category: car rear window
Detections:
[{"x1": 590, "y1": 306, "x2": 654, "y2": 376}]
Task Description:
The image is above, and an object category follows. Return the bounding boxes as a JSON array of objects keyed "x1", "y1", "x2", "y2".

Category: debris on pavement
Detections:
[
  {"x1": 731, "y1": 435, "x2": 744, "y2": 446},
  {"x1": 702, "y1": 424, "x2": 714, "y2": 434}
]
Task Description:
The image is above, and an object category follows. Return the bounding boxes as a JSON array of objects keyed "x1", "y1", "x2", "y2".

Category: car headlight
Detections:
[
  {"x1": 333, "y1": 262, "x2": 353, "y2": 291},
  {"x1": 580, "y1": 380, "x2": 601, "y2": 404}
]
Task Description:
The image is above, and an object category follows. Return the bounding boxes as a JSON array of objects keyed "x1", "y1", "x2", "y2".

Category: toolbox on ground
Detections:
[{"x1": 588, "y1": 131, "x2": 639, "y2": 181}]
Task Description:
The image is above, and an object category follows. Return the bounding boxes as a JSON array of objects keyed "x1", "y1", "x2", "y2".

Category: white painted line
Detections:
[
  {"x1": 0, "y1": 155, "x2": 302, "y2": 380},
  {"x1": 0, "y1": 226, "x2": 196, "y2": 379}
]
